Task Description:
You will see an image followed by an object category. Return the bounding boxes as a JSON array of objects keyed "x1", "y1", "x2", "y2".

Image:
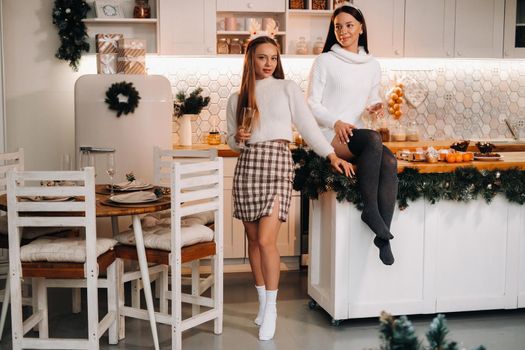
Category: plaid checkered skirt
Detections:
[{"x1": 233, "y1": 141, "x2": 294, "y2": 222}]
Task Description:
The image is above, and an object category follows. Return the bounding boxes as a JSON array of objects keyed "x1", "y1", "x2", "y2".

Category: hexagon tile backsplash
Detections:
[{"x1": 147, "y1": 56, "x2": 525, "y2": 145}]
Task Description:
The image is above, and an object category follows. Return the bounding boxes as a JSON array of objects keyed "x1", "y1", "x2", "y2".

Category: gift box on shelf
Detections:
[
  {"x1": 95, "y1": 33, "x2": 123, "y2": 54},
  {"x1": 116, "y1": 38, "x2": 146, "y2": 75},
  {"x1": 97, "y1": 53, "x2": 118, "y2": 74},
  {"x1": 116, "y1": 55, "x2": 146, "y2": 75},
  {"x1": 117, "y1": 38, "x2": 147, "y2": 57}
]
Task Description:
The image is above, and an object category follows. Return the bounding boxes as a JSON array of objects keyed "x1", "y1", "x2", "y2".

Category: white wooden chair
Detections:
[
  {"x1": 126, "y1": 147, "x2": 219, "y2": 313},
  {"x1": 0, "y1": 149, "x2": 81, "y2": 341},
  {"x1": 115, "y1": 157, "x2": 223, "y2": 349},
  {"x1": 7, "y1": 167, "x2": 119, "y2": 350},
  {"x1": 0, "y1": 149, "x2": 24, "y2": 341}
]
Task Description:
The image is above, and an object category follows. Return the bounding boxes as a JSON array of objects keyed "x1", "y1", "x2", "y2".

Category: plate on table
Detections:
[
  {"x1": 23, "y1": 196, "x2": 75, "y2": 202},
  {"x1": 109, "y1": 183, "x2": 153, "y2": 192},
  {"x1": 474, "y1": 154, "x2": 503, "y2": 161},
  {"x1": 109, "y1": 191, "x2": 159, "y2": 204}
]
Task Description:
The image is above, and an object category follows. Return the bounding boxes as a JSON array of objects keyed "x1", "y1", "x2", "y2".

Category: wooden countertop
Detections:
[
  {"x1": 175, "y1": 144, "x2": 525, "y2": 173},
  {"x1": 384, "y1": 140, "x2": 525, "y2": 153},
  {"x1": 397, "y1": 152, "x2": 525, "y2": 173},
  {"x1": 174, "y1": 144, "x2": 239, "y2": 157}
]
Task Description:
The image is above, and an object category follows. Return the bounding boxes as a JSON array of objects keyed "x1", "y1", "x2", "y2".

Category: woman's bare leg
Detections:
[
  {"x1": 257, "y1": 198, "x2": 282, "y2": 340},
  {"x1": 257, "y1": 199, "x2": 282, "y2": 290},
  {"x1": 244, "y1": 221, "x2": 265, "y2": 286}
]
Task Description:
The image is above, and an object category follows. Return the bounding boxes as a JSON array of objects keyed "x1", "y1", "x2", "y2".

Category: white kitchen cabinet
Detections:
[
  {"x1": 309, "y1": 193, "x2": 523, "y2": 322},
  {"x1": 159, "y1": 0, "x2": 216, "y2": 55},
  {"x1": 404, "y1": 0, "x2": 455, "y2": 57},
  {"x1": 405, "y1": 0, "x2": 504, "y2": 58},
  {"x1": 353, "y1": 0, "x2": 405, "y2": 57},
  {"x1": 217, "y1": 0, "x2": 285, "y2": 12},
  {"x1": 223, "y1": 158, "x2": 247, "y2": 259},
  {"x1": 223, "y1": 157, "x2": 300, "y2": 259},
  {"x1": 454, "y1": 0, "x2": 504, "y2": 58},
  {"x1": 83, "y1": 0, "x2": 160, "y2": 53},
  {"x1": 504, "y1": 0, "x2": 525, "y2": 58}
]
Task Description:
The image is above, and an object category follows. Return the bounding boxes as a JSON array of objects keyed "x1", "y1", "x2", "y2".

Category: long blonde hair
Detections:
[{"x1": 236, "y1": 36, "x2": 285, "y2": 127}]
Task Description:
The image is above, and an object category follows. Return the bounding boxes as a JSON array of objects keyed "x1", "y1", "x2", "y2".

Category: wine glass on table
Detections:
[
  {"x1": 106, "y1": 153, "x2": 116, "y2": 196},
  {"x1": 239, "y1": 107, "x2": 255, "y2": 148}
]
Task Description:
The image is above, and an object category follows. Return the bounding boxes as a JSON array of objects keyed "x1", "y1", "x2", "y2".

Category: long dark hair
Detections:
[
  {"x1": 236, "y1": 36, "x2": 285, "y2": 127},
  {"x1": 322, "y1": 5, "x2": 369, "y2": 54}
]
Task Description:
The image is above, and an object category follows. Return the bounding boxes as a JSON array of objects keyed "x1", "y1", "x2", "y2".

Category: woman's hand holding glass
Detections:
[
  {"x1": 236, "y1": 107, "x2": 255, "y2": 148},
  {"x1": 327, "y1": 153, "x2": 354, "y2": 178},
  {"x1": 334, "y1": 120, "x2": 356, "y2": 144},
  {"x1": 366, "y1": 102, "x2": 384, "y2": 118}
]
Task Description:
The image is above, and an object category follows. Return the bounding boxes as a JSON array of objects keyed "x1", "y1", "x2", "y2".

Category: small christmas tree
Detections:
[{"x1": 378, "y1": 312, "x2": 487, "y2": 350}]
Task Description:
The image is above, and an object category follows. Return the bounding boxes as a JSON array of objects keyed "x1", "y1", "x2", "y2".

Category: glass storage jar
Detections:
[
  {"x1": 295, "y1": 37, "x2": 308, "y2": 55},
  {"x1": 406, "y1": 121, "x2": 420, "y2": 141},
  {"x1": 133, "y1": 0, "x2": 151, "y2": 18},
  {"x1": 229, "y1": 38, "x2": 242, "y2": 54},
  {"x1": 217, "y1": 38, "x2": 229, "y2": 54},
  {"x1": 313, "y1": 37, "x2": 324, "y2": 54},
  {"x1": 390, "y1": 123, "x2": 407, "y2": 142},
  {"x1": 375, "y1": 117, "x2": 391, "y2": 142}
]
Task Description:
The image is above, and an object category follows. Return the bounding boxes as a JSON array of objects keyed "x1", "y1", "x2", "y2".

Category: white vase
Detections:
[{"x1": 179, "y1": 114, "x2": 194, "y2": 146}]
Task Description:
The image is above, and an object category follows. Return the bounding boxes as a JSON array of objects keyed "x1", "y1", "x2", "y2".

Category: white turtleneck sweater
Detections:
[
  {"x1": 226, "y1": 76, "x2": 334, "y2": 157},
  {"x1": 307, "y1": 44, "x2": 382, "y2": 142}
]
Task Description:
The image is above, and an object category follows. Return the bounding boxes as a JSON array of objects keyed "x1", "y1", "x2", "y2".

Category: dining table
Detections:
[{"x1": 0, "y1": 184, "x2": 170, "y2": 350}]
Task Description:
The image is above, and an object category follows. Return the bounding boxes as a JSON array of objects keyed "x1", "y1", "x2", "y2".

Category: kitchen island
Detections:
[{"x1": 307, "y1": 151, "x2": 525, "y2": 323}]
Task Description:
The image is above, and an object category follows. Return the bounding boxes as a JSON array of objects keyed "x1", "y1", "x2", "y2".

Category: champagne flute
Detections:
[
  {"x1": 61, "y1": 153, "x2": 71, "y2": 171},
  {"x1": 106, "y1": 153, "x2": 116, "y2": 195},
  {"x1": 240, "y1": 107, "x2": 255, "y2": 148}
]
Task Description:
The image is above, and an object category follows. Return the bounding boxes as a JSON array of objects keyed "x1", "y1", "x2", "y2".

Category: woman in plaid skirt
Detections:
[{"x1": 227, "y1": 36, "x2": 353, "y2": 341}]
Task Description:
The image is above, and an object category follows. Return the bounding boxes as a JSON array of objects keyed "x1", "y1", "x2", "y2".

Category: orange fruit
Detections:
[
  {"x1": 398, "y1": 97, "x2": 405, "y2": 104},
  {"x1": 388, "y1": 99, "x2": 396, "y2": 107},
  {"x1": 396, "y1": 82, "x2": 404, "y2": 88},
  {"x1": 393, "y1": 87, "x2": 402, "y2": 95},
  {"x1": 397, "y1": 90, "x2": 404, "y2": 97},
  {"x1": 455, "y1": 153, "x2": 463, "y2": 162},
  {"x1": 394, "y1": 110, "x2": 402, "y2": 118},
  {"x1": 446, "y1": 153, "x2": 456, "y2": 163},
  {"x1": 393, "y1": 103, "x2": 400, "y2": 111},
  {"x1": 462, "y1": 153, "x2": 470, "y2": 162},
  {"x1": 390, "y1": 93, "x2": 399, "y2": 100},
  {"x1": 389, "y1": 107, "x2": 395, "y2": 114}
]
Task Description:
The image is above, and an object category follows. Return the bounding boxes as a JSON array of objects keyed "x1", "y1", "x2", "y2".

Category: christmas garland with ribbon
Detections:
[
  {"x1": 105, "y1": 81, "x2": 141, "y2": 117},
  {"x1": 52, "y1": 0, "x2": 90, "y2": 71},
  {"x1": 292, "y1": 147, "x2": 525, "y2": 210}
]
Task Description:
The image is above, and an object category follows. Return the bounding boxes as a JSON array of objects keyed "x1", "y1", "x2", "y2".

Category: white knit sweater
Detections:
[
  {"x1": 307, "y1": 44, "x2": 382, "y2": 142},
  {"x1": 226, "y1": 77, "x2": 334, "y2": 157}
]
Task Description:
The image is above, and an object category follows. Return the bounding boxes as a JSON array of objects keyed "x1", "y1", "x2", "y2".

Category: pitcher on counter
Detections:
[
  {"x1": 307, "y1": 4, "x2": 398, "y2": 265},
  {"x1": 226, "y1": 35, "x2": 353, "y2": 341}
]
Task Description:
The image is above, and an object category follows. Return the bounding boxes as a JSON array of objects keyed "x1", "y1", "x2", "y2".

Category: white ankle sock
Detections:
[
  {"x1": 259, "y1": 289, "x2": 278, "y2": 341},
  {"x1": 254, "y1": 285, "x2": 266, "y2": 326}
]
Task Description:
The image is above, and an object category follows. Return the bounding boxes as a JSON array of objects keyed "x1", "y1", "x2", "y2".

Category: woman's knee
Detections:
[
  {"x1": 349, "y1": 129, "x2": 383, "y2": 155},
  {"x1": 382, "y1": 148, "x2": 398, "y2": 170}
]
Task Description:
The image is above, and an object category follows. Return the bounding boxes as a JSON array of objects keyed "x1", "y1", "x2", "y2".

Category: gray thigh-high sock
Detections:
[
  {"x1": 347, "y1": 129, "x2": 394, "y2": 241},
  {"x1": 372, "y1": 146, "x2": 398, "y2": 265},
  {"x1": 378, "y1": 146, "x2": 398, "y2": 229}
]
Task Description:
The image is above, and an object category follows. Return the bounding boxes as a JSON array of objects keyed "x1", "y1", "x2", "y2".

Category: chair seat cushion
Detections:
[
  {"x1": 139, "y1": 210, "x2": 214, "y2": 229},
  {"x1": 20, "y1": 237, "x2": 118, "y2": 263},
  {"x1": 115, "y1": 224, "x2": 214, "y2": 251},
  {"x1": 0, "y1": 215, "x2": 70, "y2": 241}
]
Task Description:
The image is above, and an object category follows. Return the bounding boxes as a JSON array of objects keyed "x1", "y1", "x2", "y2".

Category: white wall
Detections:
[{"x1": 3, "y1": 0, "x2": 87, "y2": 170}]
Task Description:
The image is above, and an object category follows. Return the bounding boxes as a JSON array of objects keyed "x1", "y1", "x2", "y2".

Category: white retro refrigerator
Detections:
[{"x1": 74, "y1": 74, "x2": 172, "y2": 184}]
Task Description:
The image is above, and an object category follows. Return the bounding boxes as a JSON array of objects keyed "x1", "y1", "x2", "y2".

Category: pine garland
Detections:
[
  {"x1": 292, "y1": 148, "x2": 525, "y2": 210},
  {"x1": 52, "y1": 0, "x2": 90, "y2": 71}
]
